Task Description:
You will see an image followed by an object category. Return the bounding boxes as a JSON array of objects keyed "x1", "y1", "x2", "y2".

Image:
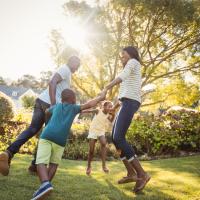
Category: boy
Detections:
[
  {"x1": 84, "y1": 101, "x2": 115, "y2": 175},
  {"x1": 31, "y1": 88, "x2": 106, "y2": 200}
]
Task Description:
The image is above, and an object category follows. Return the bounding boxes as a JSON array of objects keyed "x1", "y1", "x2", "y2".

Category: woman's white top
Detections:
[{"x1": 117, "y1": 58, "x2": 141, "y2": 103}]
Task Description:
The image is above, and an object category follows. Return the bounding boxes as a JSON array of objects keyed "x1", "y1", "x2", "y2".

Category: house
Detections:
[{"x1": 0, "y1": 85, "x2": 40, "y2": 109}]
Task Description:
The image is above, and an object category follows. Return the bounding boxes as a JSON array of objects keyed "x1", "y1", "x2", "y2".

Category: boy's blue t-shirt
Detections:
[{"x1": 40, "y1": 103, "x2": 81, "y2": 147}]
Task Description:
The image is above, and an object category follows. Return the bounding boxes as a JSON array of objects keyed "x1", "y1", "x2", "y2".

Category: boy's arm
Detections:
[{"x1": 80, "y1": 91, "x2": 106, "y2": 111}]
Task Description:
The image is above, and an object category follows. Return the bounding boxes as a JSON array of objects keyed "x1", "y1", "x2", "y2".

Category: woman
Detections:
[{"x1": 102, "y1": 46, "x2": 150, "y2": 193}]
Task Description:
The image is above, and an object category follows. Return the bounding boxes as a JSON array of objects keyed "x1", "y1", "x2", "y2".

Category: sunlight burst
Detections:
[{"x1": 61, "y1": 18, "x2": 90, "y2": 55}]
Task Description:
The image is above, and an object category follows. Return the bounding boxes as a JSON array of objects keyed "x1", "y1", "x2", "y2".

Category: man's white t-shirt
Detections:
[{"x1": 39, "y1": 65, "x2": 71, "y2": 104}]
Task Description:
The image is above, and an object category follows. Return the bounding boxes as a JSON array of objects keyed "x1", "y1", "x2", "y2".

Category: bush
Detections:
[
  {"x1": 127, "y1": 108, "x2": 200, "y2": 156},
  {"x1": 20, "y1": 95, "x2": 36, "y2": 109},
  {"x1": 0, "y1": 92, "x2": 14, "y2": 126},
  {"x1": 0, "y1": 121, "x2": 37, "y2": 153},
  {"x1": 0, "y1": 106, "x2": 199, "y2": 160},
  {"x1": 0, "y1": 110, "x2": 37, "y2": 154},
  {"x1": 70, "y1": 121, "x2": 90, "y2": 141},
  {"x1": 63, "y1": 139, "x2": 118, "y2": 160},
  {"x1": 64, "y1": 122, "x2": 117, "y2": 160},
  {"x1": 63, "y1": 140, "x2": 89, "y2": 160}
]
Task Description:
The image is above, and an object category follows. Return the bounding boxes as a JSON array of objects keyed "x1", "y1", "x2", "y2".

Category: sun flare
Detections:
[{"x1": 61, "y1": 18, "x2": 90, "y2": 55}]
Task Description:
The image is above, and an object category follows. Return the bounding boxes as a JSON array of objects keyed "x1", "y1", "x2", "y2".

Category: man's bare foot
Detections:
[
  {"x1": 102, "y1": 166, "x2": 109, "y2": 173},
  {"x1": 118, "y1": 175, "x2": 138, "y2": 184},
  {"x1": 133, "y1": 173, "x2": 151, "y2": 193},
  {"x1": 86, "y1": 167, "x2": 92, "y2": 175},
  {"x1": 0, "y1": 152, "x2": 10, "y2": 176}
]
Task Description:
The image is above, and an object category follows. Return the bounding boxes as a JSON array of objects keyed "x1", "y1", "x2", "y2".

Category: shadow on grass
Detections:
[
  {"x1": 105, "y1": 179, "x2": 177, "y2": 200},
  {"x1": 51, "y1": 170, "x2": 133, "y2": 200},
  {"x1": 1, "y1": 155, "x2": 200, "y2": 200},
  {"x1": 145, "y1": 155, "x2": 200, "y2": 176}
]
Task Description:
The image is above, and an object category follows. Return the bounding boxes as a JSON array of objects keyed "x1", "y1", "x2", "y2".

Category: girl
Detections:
[
  {"x1": 84, "y1": 101, "x2": 115, "y2": 175},
  {"x1": 102, "y1": 46, "x2": 151, "y2": 193}
]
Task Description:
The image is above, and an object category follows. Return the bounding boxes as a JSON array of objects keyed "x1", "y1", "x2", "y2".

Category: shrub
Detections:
[
  {"x1": 20, "y1": 95, "x2": 36, "y2": 109},
  {"x1": 127, "y1": 108, "x2": 200, "y2": 156},
  {"x1": 63, "y1": 140, "x2": 89, "y2": 160},
  {"x1": 63, "y1": 139, "x2": 118, "y2": 160},
  {"x1": 165, "y1": 108, "x2": 200, "y2": 151},
  {"x1": 70, "y1": 121, "x2": 90, "y2": 141},
  {"x1": 64, "y1": 122, "x2": 117, "y2": 160},
  {"x1": 0, "y1": 121, "x2": 37, "y2": 153},
  {"x1": 0, "y1": 92, "x2": 14, "y2": 126},
  {"x1": 0, "y1": 110, "x2": 37, "y2": 153},
  {"x1": 0, "y1": 106, "x2": 199, "y2": 160}
]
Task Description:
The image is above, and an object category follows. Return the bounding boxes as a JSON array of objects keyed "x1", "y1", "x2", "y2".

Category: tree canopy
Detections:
[{"x1": 50, "y1": 0, "x2": 200, "y2": 108}]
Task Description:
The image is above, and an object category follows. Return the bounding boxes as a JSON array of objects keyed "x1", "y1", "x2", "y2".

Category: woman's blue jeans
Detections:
[{"x1": 112, "y1": 99, "x2": 140, "y2": 161}]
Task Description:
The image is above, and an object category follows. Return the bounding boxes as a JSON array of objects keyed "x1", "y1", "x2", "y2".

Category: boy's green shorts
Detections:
[{"x1": 36, "y1": 139, "x2": 65, "y2": 165}]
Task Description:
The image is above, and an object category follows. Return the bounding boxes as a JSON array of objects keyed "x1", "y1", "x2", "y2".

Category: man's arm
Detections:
[
  {"x1": 81, "y1": 109, "x2": 99, "y2": 114},
  {"x1": 49, "y1": 73, "x2": 63, "y2": 106},
  {"x1": 80, "y1": 91, "x2": 106, "y2": 111}
]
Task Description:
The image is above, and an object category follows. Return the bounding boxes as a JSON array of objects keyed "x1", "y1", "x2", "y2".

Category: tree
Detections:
[
  {"x1": 11, "y1": 71, "x2": 54, "y2": 90},
  {"x1": 144, "y1": 76, "x2": 200, "y2": 111},
  {"x1": 50, "y1": 0, "x2": 200, "y2": 104},
  {"x1": 49, "y1": 29, "x2": 78, "y2": 67},
  {"x1": 13, "y1": 75, "x2": 39, "y2": 89}
]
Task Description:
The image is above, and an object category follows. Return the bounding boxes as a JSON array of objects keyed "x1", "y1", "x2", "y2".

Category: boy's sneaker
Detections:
[
  {"x1": 0, "y1": 152, "x2": 10, "y2": 176},
  {"x1": 31, "y1": 181, "x2": 53, "y2": 200}
]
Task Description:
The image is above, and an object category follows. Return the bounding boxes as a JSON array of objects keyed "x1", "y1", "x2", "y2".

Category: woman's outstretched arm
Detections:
[
  {"x1": 104, "y1": 59, "x2": 135, "y2": 91},
  {"x1": 104, "y1": 77, "x2": 122, "y2": 91}
]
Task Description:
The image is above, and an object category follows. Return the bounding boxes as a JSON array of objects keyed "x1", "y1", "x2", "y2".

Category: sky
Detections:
[
  {"x1": 0, "y1": 0, "x2": 97, "y2": 80},
  {"x1": 0, "y1": 0, "x2": 196, "y2": 85}
]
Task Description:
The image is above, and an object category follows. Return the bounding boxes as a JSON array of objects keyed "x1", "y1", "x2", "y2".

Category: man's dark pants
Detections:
[{"x1": 7, "y1": 98, "x2": 50, "y2": 165}]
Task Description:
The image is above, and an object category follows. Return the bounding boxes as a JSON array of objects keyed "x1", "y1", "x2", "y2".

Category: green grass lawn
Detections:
[{"x1": 0, "y1": 155, "x2": 200, "y2": 200}]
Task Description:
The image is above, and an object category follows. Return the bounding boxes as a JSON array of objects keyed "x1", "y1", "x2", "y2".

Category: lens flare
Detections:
[{"x1": 61, "y1": 18, "x2": 90, "y2": 54}]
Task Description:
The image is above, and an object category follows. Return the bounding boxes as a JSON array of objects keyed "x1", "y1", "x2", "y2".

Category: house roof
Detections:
[{"x1": 0, "y1": 85, "x2": 40, "y2": 100}]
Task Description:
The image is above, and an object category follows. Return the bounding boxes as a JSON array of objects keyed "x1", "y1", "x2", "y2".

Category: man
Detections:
[{"x1": 0, "y1": 56, "x2": 80, "y2": 176}]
